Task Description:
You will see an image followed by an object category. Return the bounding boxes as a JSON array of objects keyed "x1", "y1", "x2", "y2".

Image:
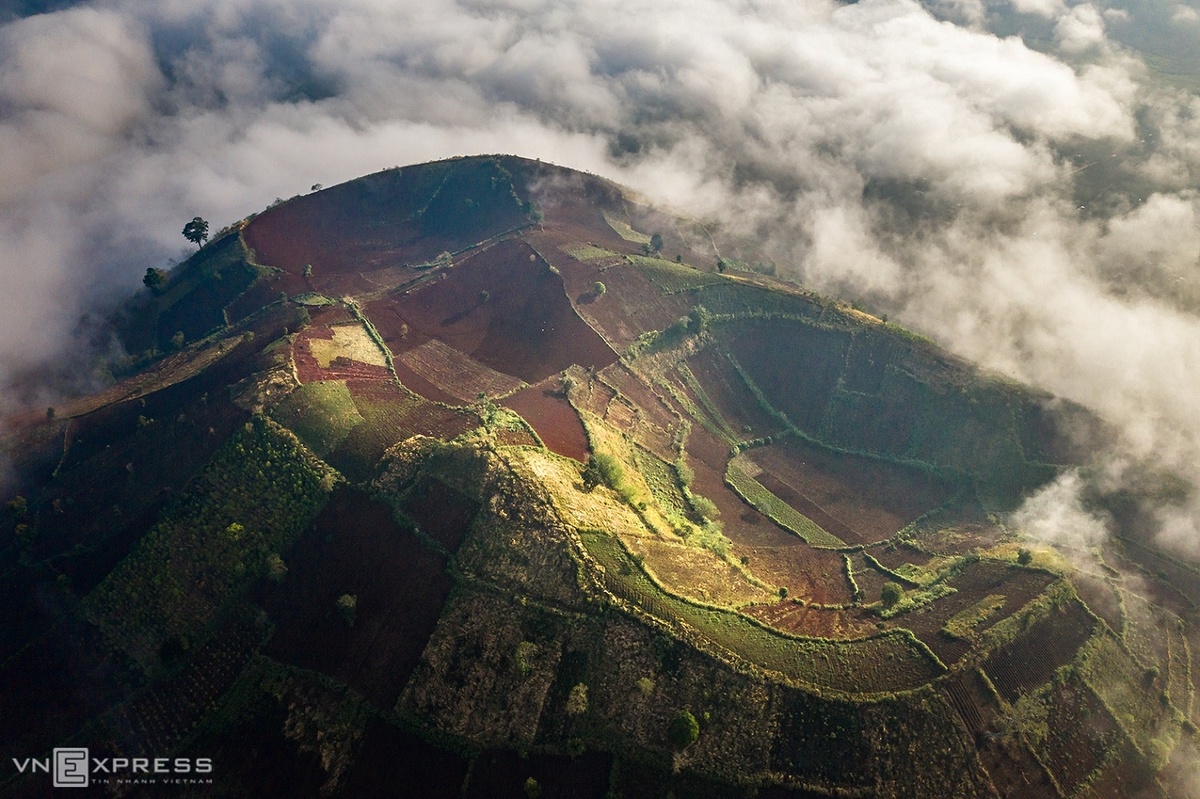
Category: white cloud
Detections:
[{"x1": 1, "y1": 0, "x2": 1200, "y2": 554}]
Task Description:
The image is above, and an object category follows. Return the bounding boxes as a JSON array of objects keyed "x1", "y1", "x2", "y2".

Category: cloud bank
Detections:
[{"x1": 2, "y1": 0, "x2": 1200, "y2": 552}]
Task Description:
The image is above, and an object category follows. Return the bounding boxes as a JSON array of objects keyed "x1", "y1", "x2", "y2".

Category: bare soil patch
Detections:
[
  {"x1": 501, "y1": 379, "x2": 590, "y2": 461},
  {"x1": 747, "y1": 439, "x2": 953, "y2": 545}
]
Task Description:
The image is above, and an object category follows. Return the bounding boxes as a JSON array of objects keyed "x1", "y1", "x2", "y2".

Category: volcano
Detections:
[{"x1": 0, "y1": 155, "x2": 1191, "y2": 798}]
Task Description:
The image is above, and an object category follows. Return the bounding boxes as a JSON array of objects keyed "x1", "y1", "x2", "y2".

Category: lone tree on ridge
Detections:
[{"x1": 182, "y1": 217, "x2": 209, "y2": 248}]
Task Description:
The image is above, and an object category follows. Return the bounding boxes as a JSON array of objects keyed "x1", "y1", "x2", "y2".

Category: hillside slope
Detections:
[{"x1": 0, "y1": 155, "x2": 1191, "y2": 798}]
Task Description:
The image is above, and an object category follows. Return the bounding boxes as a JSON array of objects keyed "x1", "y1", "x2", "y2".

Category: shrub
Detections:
[
  {"x1": 336, "y1": 593, "x2": 358, "y2": 626},
  {"x1": 567, "y1": 682, "x2": 589, "y2": 716},
  {"x1": 515, "y1": 640, "x2": 538, "y2": 676},
  {"x1": 881, "y1": 582, "x2": 904, "y2": 608},
  {"x1": 582, "y1": 452, "x2": 624, "y2": 492},
  {"x1": 667, "y1": 710, "x2": 700, "y2": 750},
  {"x1": 523, "y1": 777, "x2": 542, "y2": 799},
  {"x1": 1017, "y1": 547, "x2": 1033, "y2": 565},
  {"x1": 266, "y1": 553, "x2": 287, "y2": 583},
  {"x1": 637, "y1": 676, "x2": 655, "y2": 696}
]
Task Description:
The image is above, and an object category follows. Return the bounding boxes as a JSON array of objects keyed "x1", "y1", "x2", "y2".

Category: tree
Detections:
[
  {"x1": 336, "y1": 593, "x2": 358, "y2": 626},
  {"x1": 143, "y1": 267, "x2": 167, "y2": 294},
  {"x1": 266, "y1": 553, "x2": 288, "y2": 583},
  {"x1": 668, "y1": 710, "x2": 700, "y2": 750},
  {"x1": 881, "y1": 581, "x2": 904, "y2": 608},
  {"x1": 592, "y1": 280, "x2": 606, "y2": 297},
  {"x1": 182, "y1": 217, "x2": 209, "y2": 247},
  {"x1": 649, "y1": 232, "x2": 663, "y2": 254},
  {"x1": 1017, "y1": 548, "x2": 1033, "y2": 565},
  {"x1": 582, "y1": 452, "x2": 624, "y2": 492},
  {"x1": 566, "y1": 682, "x2": 589, "y2": 716}
]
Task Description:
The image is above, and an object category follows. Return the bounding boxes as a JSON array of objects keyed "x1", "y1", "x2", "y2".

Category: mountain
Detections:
[{"x1": 0, "y1": 155, "x2": 1192, "y2": 798}]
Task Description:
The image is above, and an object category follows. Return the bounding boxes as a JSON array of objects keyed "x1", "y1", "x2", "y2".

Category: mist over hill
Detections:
[{"x1": 2, "y1": 0, "x2": 1200, "y2": 617}]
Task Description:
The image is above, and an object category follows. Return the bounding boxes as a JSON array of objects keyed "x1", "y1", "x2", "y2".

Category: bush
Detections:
[
  {"x1": 336, "y1": 593, "x2": 358, "y2": 626},
  {"x1": 566, "y1": 682, "x2": 589, "y2": 716},
  {"x1": 1017, "y1": 547, "x2": 1033, "y2": 565},
  {"x1": 582, "y1": 452, "x2": 624, "y2": 492},
  {"x1": 266, "y1": 553, "x2": 287, "y2": 583},
  {"x1": 667, "y1": 710, "x2": 700, "y2": 750},
  {"x1": 515, "y1": 640, "x2": 538, "y2": 676},
  {"x1": 881, "y1": 582, "x2": 904, "y2": 608}
]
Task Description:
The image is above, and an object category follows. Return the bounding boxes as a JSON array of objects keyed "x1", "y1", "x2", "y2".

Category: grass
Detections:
[
  {"x1": 725, "y1": 457, "x2": 844, "y2": 547},
  {"x1": 942, "y1": 595, "x2": 1007, "y2": 640},
  {"x1": 268, "y1": 381, "x2": 364, "y2": 457},
  {"x1": 1080, "y1": 632, "x2": 1182, "y2": 769},
  {"x1": 579, "y1": 529, "x2": 943, "y2": 694},
  {"x1": 876, "y1": 583, "x2": 957, "y2": 620},
  {"x1": 568, "y1": 245, "x2": 620, "y2": 261}
]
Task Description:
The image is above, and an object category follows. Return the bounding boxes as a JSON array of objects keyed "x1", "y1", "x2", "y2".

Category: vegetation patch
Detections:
[
  {"x1": 568, "y1": 245, "x2": 620, "y2": 261},
  {"x1": 308, "y1": 323, "x2": 389, "y2": 369},
  {"x1": 268, "y1": 381, "x2": 364, "y2": 457},
  {"x1": 602, "y1": 212, "x2": 651, "y2": 244},
  {"x1": 82, "y1": 416, "x2": 340, "y2": 669},
  {"x1": 629, "y1": 256, "x2": 723, "y2": 294},
  {"x1": 579, "y1": 530, "x2": 943, "y2": 694},
  {"x1": 877, "y1": 583, "x2": 957, "y2": 620}
]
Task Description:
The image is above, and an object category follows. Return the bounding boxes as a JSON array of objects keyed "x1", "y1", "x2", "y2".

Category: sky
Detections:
[{"x1": 2, "y1": 0, "x2": 1200, "y2": 553}]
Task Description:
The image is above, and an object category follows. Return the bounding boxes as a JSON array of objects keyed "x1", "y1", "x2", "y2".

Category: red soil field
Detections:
[
  {"x1": 686, "y1": 347, "x2": 789, "y2": 439},
  {"x1": 1037, "y1": 678, "x2": 1121, "y2": 796},
  {"x1": 684, "y1": 425, "x2": 795, "y2": 548},
  {"x1": 398, "y1": 475, "x2": 480, "y2": 553},
  {"x1": 739, "y1": 544, "x2": 854, "y2": 605},
  {"x1": 242, "y1": 158, "x2": 531, "y2": 281},
  {"x1": 291, "y1": 323, "x2": 392, "y2": 385},
  {"x1": 848, "y1": 553, "x2": 890, "y2": 602},
  {"x1": 501, "y1": 379, "x2": 589, "y2": 461},
  {"x1": 896, "y1": 561, "x2": 1055, "y2": 667},
  {"x1": 721, "y1": 318, "x2": 853, "y2": 432},
  {"x1": 747, "y1": 439, "x2": 953, "y2": 545},
  {"x1": 1072, "y1": 570, "x2": 1122, "y2": 631},
  {"x1": 744, "y1": 600, "x2": 877, "y2": 639},
  {"x1": 940, "y1": 669, "x2": 997, "y2": 736},
  {"x1": 263, "y1": 487, "x2": 455, "y2": 708},
  {"x1": 983, "y1": 600, "x2": 1097, "y2": 703},
  {"x1": 867, "y1": 541, "x2": 932, "y2": 570},
  {"x1": 520, "y1": 228, "x2": 697, "y2": 349},
  {"x1": 363, "y1": 238, "x2": 617, "y2": 384},
  {"x1": 329, "y1": 382, "x2": 477, "y2": 479}
]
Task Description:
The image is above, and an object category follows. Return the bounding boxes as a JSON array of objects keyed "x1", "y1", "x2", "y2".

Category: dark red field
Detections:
[
  {"x1": 363, "y1": 238, "x2": 617, "y2": 384},
  {"x1": 746, "y1": 440, "x2": 953, "y2": 545},
  {"x1": 263, "y1": 487, "x2": 457, "y2": 708},
  {"x1": 501, "y1": 378, "x2": 590, "y2": 461},
  {"x1": 982, "y1": 600, "x2": 1097, "y2": 703}
]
